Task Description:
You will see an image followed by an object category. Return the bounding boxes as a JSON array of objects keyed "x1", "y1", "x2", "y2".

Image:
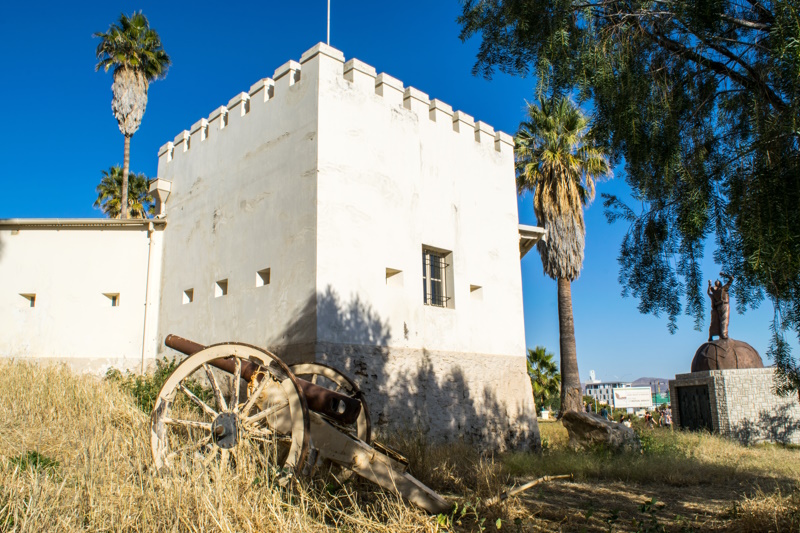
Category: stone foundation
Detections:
[
  {"x1": 312, "y1": 343, "x2": 540, "y2": 451},
  {"x1": 670, "y1": 367, "x2": 800, "y2": 445}
]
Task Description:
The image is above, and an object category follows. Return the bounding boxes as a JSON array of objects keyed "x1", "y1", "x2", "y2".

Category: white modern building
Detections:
[
  {"x1": 585, "y1": 380, "x2": 632, "y2": 405},
  {"x1": 0, "y1": 43, "x2": 544, "y2": 449}
]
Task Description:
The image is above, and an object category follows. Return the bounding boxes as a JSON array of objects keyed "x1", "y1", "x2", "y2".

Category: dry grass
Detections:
[
  {"x1": 0, "y1": 361, "x2": 437, "y2": 532},
  {"x1": 734, "y1": 486, "x2": 800, "y2": 532},
  {"x1": 507, "y1": 420, "x2": 800, "y2": 532},
  {"x1": 513, "y1": 420, "x2": 800, "y2": 487},
  {"x1": 1, "y1": 361, "x2": 798, "y2": 532}
]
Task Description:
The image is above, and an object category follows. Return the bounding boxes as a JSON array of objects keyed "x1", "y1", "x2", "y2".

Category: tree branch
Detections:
[
  {"x1": 642, "y1": 26, "x2": 787, "y2": 111},
  {"x1": 719, "y1": 13, "x2": 771, "y2": 31}
]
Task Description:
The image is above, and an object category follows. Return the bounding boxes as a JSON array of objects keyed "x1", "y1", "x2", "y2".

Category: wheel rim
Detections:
[
  {"x1": 151, "y1": 343, "x2": 310, "y2": 478},
  {"x1": 290, "y1": 362, "x2": 371, "y2": 444}
]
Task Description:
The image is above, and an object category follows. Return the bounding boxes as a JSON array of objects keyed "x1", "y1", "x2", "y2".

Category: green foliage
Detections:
[
  {"x1": 460, "y1": 0, "x2": 800, "y2": 397},
  {"x1": 106, "y1": 357, "x2": 210, "y2": 414},
  {"x1": 635, "y1": 428, "x2": 683, "y2": 456},
  {"x1": 436, "y1": 500, "x2": 489, "y2": 531},
  {"x1": 9, "y1": 451, "x2": 59, "y2": 477},
  {"x1": 634, "y1": 498, "x2": 666, "y2": 533},
  {"x1": 526, "y1": 346, "x2": 561, "y2": 411},
  {"x1": 94, "y1": 12, "x2": 170, "y2": 80},
  {"x1": 93, "y1": 165, "x2": 154, "y2": 219}
]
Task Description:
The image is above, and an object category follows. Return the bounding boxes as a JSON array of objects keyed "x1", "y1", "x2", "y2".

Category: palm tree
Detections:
[
  {"x1": 95, "y1": 12, "x2": 170, "y2": 219},
  {"x1": 526, "y1": 346, "x2": 561, "y2": 413},
  {"x1": 94, "y1": 166, "x2": 154, "y2": 219},
  {"x1": 515, "y1": 97, "x2": 611, "y2": 414}
]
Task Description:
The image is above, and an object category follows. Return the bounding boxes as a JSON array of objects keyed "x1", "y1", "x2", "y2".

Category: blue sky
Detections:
[{"x1": 0, "y1": 1, "x2": 795, "y2": 381}]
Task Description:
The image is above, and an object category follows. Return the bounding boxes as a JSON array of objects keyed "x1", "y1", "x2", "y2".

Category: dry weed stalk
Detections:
[{"x1": 731, "y1": 486, "x2": 800, "y2": 532}]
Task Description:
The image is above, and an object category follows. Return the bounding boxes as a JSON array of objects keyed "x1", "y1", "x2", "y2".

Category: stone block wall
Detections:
[
  {"x1": 670, "y1": 367, "x2": 800, "y2": 445},
  {"x1": 317, "y1": 343, "x2": 538, "y2": 452}
]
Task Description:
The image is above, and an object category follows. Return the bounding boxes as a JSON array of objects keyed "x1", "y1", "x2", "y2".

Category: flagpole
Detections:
[{"x1": 327, "y1": 0, "x2": 330, "y2": 45}]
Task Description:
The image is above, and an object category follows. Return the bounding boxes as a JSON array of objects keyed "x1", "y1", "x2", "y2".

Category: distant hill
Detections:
[{"x1": 632, "y1": 377, "x2": 669, "y2": 392}]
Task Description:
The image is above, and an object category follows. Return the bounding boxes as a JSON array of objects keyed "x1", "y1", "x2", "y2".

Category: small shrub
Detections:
[
  {"x1": 9, "y1": 451, "x2": 59, "y2": 477},
  {"x1": 634, "y1": 497, "x2": 666, "y2": 533},
  {"x1": 106, "y1": 357, "x2": 211, "y2": 413}
]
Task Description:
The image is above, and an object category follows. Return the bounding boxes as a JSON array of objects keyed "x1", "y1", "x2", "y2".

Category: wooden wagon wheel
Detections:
[
  {"x1": 151, "y1": 343, "x2": 311, "y2": 480},
  {"x1": 290, "y1": 362, "x2": 372, "y2": 444}
]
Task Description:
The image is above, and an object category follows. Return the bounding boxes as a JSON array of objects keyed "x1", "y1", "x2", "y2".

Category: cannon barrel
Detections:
[
  {"x1": 164, "y1": 334, "x2": 362, "y2": 425},
  {"x1": 165, "y1": 334, "x2": 204, "y2": 356}
]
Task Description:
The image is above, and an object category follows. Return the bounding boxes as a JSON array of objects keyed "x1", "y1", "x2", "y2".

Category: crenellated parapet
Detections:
[{"x1": 157, "y1": 43, "x2": 514, "y2": 167}]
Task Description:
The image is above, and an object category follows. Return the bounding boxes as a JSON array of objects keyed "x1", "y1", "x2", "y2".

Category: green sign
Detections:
[{"x1": 653, "y1": 392, "x2": 670, "y2": 406}]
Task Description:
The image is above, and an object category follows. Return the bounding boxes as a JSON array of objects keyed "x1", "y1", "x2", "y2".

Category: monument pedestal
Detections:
[{"x1": 669, "y1": 367, "x2": 800, "y2": 445}]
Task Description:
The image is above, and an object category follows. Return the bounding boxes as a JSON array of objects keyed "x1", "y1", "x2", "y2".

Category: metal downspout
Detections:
[{"x1": 141, "y1": 222, "x2": 155, "y2": 374}]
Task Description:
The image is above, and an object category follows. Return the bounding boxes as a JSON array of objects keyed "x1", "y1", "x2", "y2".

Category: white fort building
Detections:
[{"x1": 0, "y1": 43, "x2": 544, "y2": 449}]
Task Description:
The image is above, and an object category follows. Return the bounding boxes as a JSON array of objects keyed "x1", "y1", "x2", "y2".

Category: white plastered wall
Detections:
[
  {"x1": 153, "y1": 43, "x2": 538, "y2": 448},
  {"x1": 154, "y1": 52, "x2": 324, "y2": 356},
  {"x1": 311, "y1": 46, "x2": 536, "y2": 448},
  {"x1": 315, "y1": 54, "x2": 525, "y2": 356},
  {"x1": 0, "y1": 223, "x2": 164, "y2": 373}
]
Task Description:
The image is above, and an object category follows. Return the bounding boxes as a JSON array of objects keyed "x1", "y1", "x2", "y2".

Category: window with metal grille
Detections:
[{"x1": 422, "y1": 248, "x2": 452, "y2": 307}]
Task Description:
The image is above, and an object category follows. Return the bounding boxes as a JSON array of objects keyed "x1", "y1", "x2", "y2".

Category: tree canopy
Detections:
[
  {"x1": 460, "y1": 0, "x2": 800, "y2": 397},
  {"x1": 94, "y1": 166, "x2": 154, "y2": 219},
  {"x1": 526, "y1": 346, "x2": 562, "y2": 411},
  {"x1": 94, "y1": 12, "x2": 170, "y2": 220},
  {"x1": 516, "y1": 96, "x2": 610, "y2": 280},
  {"x1": 516, "y1": 97, "x2": 610, "y2": 413},
  {"x1": 94, "y1": 12, "x2": 170, "y2": 81}
]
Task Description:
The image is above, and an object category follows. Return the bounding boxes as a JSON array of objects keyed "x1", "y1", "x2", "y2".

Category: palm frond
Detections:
[
  {"x1": 515, "y1": 96, "x2": 612, "y2": 281},
  {"x1": 94, "y1": 165, "x2": 154, "y2": 219}
]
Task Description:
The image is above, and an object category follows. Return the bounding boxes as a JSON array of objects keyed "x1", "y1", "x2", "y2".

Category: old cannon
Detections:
[{"x1": 150, "y1": 335, "x2": 452, "y2": 514}]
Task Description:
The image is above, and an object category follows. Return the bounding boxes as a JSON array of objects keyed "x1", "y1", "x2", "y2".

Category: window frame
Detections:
[{"x1": 422, "y1": 246, "x2": 454, "y2": 309}]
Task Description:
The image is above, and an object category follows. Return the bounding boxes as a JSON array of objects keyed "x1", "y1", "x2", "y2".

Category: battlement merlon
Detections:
[
  {"x1": 156, "y1": 42, "x2": 513, "y2": 172},
  {"x1": 344, "y1": 58, "x2": 377, "y2": 95}
]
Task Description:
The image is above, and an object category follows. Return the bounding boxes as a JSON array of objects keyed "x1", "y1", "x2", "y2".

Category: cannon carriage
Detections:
[{"x1": 150, "y1": 335, "x2": 452, "y2": 514}]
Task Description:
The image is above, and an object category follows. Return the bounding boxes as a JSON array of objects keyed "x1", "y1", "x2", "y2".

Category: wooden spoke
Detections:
[
  {"x1": 289, "y1": 362, "x2": 371, "y2": 444},
  {"x1": 202, "y1": 447, "x2": 219, "y2": 468},
  {"x1": 240, "y1": 372, "x2": 270, "y2": 415},
  {"x1": 164, "y1": 418, "x2": 213, "y2": 432},
  {"x1": 152, "y1": 343, "x2": 310, "y2": 477},
  {"x1": 178, "y1": 382, "x2": 217, "y2": 418},
  {"x1": 231, "y1": 357, "x2": 242, "y2": 410},
  {"x1": 245, "y1": 399, "x2": 289, "y2": 425},
  {"x1": 247, "y1": 427, "x2": 276, "y2": 440},
  {"x1": 166, "y1": 435, "x2": 212, "y2": 462},
  {"x1": 203, "y1": 363, "x2": 228, "y2": 412},
  {"x1": 219, "y1": 449, "x2": 230, "y2": 470}
]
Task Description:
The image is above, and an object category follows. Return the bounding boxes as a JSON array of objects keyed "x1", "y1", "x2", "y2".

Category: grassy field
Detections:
[{"x1": 0, "y1": 361, "x2": 798, "y2": 532}]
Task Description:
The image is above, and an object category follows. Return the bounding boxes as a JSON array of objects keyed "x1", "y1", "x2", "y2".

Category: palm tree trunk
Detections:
[
  {"x1": 121, "y1": 134, "x2": 131, "y2": 220},
  {"x1": 557, "y1": 277, "x2": 582, "y2": 413}
]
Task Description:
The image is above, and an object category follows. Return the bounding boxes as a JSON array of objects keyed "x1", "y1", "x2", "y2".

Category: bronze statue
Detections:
[
  {"x1": 690, "y1": 272, "x2": 763, "y2": 372},
  {"x1": 707, "y1": 273, "x2": 734, "y2": 341}
]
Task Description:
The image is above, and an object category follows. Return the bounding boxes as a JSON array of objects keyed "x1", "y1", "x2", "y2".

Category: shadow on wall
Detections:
[
  {"x1": 274, "y1": 285, "x2": 538, "y2": 451},
  {"x1": 732, "y1": 404, "x2": 800, "y2": 445}
]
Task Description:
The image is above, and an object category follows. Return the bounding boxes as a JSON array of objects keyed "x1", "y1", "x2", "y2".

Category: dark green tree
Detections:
[
  {"x1": 516, "y1": 97, "x2": 611, "y2": 413},
  {"x1": 95, "y1": 12, "x2": 170, "y2": 220},
  {"x1": 460, "y1": 1, "x2": 800, "y2": 399},
  {"x1": 526, "y1": 346, "x2": 562, "y2": 412},
  {"x1": 94, "y1": 165, "x2": 154, "y2": 219}
]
